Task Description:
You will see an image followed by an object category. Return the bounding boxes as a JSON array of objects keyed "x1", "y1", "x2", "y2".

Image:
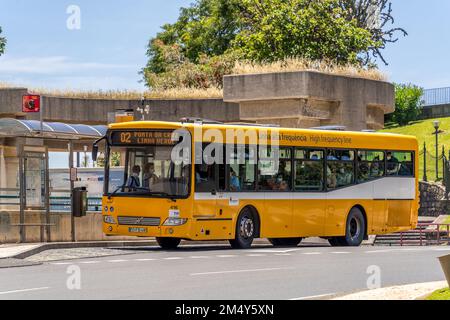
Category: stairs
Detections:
[{"x1": 373, "y1": 218, "x2": 436, "y2": 246}]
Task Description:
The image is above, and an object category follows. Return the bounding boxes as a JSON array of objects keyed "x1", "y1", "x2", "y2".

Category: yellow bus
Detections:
[{"x1": 93, "y1": 119, "x2": 419, "y2": 250}]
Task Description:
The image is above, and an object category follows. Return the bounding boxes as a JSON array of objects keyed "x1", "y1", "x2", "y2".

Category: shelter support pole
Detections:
[
  {"x1": 69, "y1": 141, "x2": 76, "y2": 242},
  {"x1": 18, "y1": 144, "x2": 25, "y2": 243}
]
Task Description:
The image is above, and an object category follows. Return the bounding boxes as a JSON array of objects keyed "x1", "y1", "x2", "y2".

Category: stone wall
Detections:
[{"x1": 419, "y1": 181, "x2": 449, "y2": 217}]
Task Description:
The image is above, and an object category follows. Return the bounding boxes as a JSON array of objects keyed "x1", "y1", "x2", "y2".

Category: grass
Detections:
[
  {"x1": 426, "y1": 288, "x2": 450, "y2": 300},
  {"x1": 233, "y1": 58, "x2": 387, "y2": 81},
  {"x1": 0, "y1": 58, "x2": 384, "y2": 99},
  {"x1": 381, "y1": 117, "x2": 450, "y2": 182},
  {"x1": 26, "y1": 86, "x2": 223, "y2": 100}
]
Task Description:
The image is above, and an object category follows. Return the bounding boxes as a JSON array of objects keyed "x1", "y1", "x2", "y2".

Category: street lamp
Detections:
[{"x1": 433, "y1": 120, "x2": 440, "y2": 180}]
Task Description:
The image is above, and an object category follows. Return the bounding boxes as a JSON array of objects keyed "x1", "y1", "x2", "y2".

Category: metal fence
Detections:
[
  {"x1": 0, "y1": 194, "x2": 102, "y2": 212},
  {"x1": 422, "y1": 87, "x2": 450, "y2": 106}
]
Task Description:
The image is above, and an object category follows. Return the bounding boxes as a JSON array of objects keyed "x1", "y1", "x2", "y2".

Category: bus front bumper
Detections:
[{"x1": 103, "y1": 222, "x2": 191, "y2": 239}]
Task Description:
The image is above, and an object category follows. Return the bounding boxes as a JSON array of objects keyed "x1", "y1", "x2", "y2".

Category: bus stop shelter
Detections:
[{"x1": 0, "y1": 118, "x2": 107, "y2": 243}]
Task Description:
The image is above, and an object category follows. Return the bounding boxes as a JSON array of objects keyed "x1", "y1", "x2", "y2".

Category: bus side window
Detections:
[
  {"x1": 357, "y1": 151, "x2": 385, "y2": 183},
  {"x1": 294, "y1": 149, "x2": 324, "y2": 192},
  {"x1": 229, "y1": 145, "x2": 256, "y2": 192},
  {"x1": 387, "y1": 152, "x2": 414, "y2": 177},
  {"x1": 327, "y1": 149, "x2": 355, "y2": 190}
]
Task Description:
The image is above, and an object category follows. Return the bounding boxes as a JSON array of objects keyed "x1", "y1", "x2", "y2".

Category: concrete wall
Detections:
[
  {"x1": 420, "y1": 104, "x2": 450, "y2": 120},
  {"x1": 0, "y1": 210, "x2": 143, "y2": 243},
  {"x1": 0, "y1": 89, "x2": 240, "y2": 125},
  {"x1": 0, "y1": 72, "x2": 394, "y2": 130},
  {"x1": 224, "y1": 71, "x2": 394, "y2": 131}
]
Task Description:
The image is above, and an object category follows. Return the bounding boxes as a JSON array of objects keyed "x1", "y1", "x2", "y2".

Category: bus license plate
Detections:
[{"x1": 129, "y1": 227, "x2": 148, "y2": 234}]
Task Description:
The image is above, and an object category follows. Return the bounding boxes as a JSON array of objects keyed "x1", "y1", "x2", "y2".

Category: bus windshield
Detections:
[{"x1": 106, "y1": 145, "x2": 190, "y2": 198}]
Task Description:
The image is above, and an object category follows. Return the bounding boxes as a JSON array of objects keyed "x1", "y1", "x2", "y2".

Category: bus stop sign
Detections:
[{"x1": 22, "y1": 95, "x2": 41, "y2": 113}]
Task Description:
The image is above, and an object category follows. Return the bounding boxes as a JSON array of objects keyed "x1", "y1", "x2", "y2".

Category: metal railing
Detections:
[
  {"x1": 422, "y1": 87, "x2": 450, "y2": 107},
  {"x1": 0, "y1": 195, "x2": 102, "y2": 212},
  {"x1": 399, "y1": 223, "x2": 450, "y2": 246}
]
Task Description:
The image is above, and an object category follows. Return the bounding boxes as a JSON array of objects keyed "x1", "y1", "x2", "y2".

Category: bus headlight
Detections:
[
  {"x1": 163, "y1": 218, "x2": 188, "y2": 226},
  {"x1": 104, "y1": 215, "x2": 117, "y2": 224}
]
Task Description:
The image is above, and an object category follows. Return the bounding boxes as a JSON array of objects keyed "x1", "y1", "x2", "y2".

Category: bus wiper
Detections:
[
  {"x1": 148, "y1": 192, "x2": 177, "y2": 201},
  {"x1": 108, "y1": 185, "x2": 148, "y2": 199},
  {"x1": 108, "y1": 185, "x2": 128, "y2": 199}
]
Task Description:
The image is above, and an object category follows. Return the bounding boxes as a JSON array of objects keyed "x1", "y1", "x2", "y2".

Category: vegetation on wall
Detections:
[{"x1": 142, "y1": 0, "x2": 405, "y2": 90}]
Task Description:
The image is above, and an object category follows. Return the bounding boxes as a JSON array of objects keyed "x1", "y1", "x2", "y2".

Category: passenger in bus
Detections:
[
  {"x1": 143, "y1": 163, "x2": 159, "y2": 189},
  {"x1": 327, "y1": 151, "x2": 338, "y2": 160},
  {"x1": 127, "y1": 165, "x2": 141, "y2": 189},
  {"x1": 230, "y1": 168, "x2": 241, "y2": 191},
  {"x1": 336, "y1": 164, "x2": 353, "y2": 186},
  {"x1": 387, "y1": 152, "x2": 400, "y2": 175},
  {"x1": 327, "y1": 166, "x2": 337, "y2": 189}
]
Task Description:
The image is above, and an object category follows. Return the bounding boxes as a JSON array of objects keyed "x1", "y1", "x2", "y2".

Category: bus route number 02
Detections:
[{"x1": 120, "y1": 132, "x2": 132, "y2": 144}]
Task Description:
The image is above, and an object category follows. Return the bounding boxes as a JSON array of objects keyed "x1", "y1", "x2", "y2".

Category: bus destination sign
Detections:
[{"x1": 110, "y1": 130, "x2": 177, "y2": 146}]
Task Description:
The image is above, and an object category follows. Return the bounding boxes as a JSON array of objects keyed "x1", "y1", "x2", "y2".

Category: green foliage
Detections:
[
  {"x1": 143, "y1": 41, "x2": 236, "y2": 89},
  {"x1": 387, "y1": 84, "x2": 424, "y2": 126},
  {"x1": 233, "y1": 0, "x2": 376, "y2": 64},
  {"x1": 145, "y1": 0, "x2": 242, "y2": 75},
  {"x1": 143, "y1": 0, "x2": 403, "y2": 89},
  {"x1": 0, "y1": 26, "x2": 6, "y2": 56}
]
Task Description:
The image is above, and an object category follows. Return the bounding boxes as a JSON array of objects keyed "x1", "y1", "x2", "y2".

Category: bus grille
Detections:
[{"x1": 118, "y1": 216, "x2": 161, "y2": 227}]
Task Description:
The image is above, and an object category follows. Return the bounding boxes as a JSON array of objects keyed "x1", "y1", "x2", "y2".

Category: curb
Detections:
[{"x1": 0, "y1": 239, "x2": 275, "y2": 260}]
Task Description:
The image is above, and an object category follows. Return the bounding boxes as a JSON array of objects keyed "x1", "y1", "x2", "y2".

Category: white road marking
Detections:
[
  {"x1": 252, "y1": 249, "x2": 301, "y2": 254},
  {"x1": 50, "y1": 262, "x2": 72, "y2": 265},
  {"x1": 275, "y1": 253, "x2": 292, "y2": 256},
  {"x1": 164, "y1": 257, "x2": 183, "y2": 260},
  {"x1": 290, "y1": 293, "x2": 337, "y2": 300},
  {"x1": 331, "y1": 252, "x2": 351, "y2": 254},
  {"x1": 108, "y1": 259, "x2": 128, "y2": 263},
  {"x1": 80, "y1": 261, "x2": 101, "y2": 264},
  {"x1": 302, "y1": 252, "x2": 322, "y2": 255},
  {"x1": 190, "y1": 267, "x2": 295, "y2": 276},
  {"x1": 0, "y1": 287, "x2": 50, "y2": 296},
  {"x1": 246, "y1": 254, "x2": 267, "y2": 257},
  {"x1": 190, "y1": 256, "x2": 209, "y2": 259},
  {"x1": 134, "y1": 258, "x2": 156, "y2": 262},
  {"x1": 365, "y1": 249, "x2": 395, "y2": 254},
  {"x1": 216, "y1": 255, "x2": 237, "y2": 258}
]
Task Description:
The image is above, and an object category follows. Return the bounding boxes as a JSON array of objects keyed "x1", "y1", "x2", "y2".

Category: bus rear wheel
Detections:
[
  {"x1": 229, "y1": 208, "x2": 256, "y2": 249},
  {"x1": 156, "y1": 237, "x2": 181, "y2": 250},
  {"x1": 329, "y1": 207, "x2": 365, "y2": 247},
  {"x1": 269, "y1": 238, "x2": 302, "y2": 247}
]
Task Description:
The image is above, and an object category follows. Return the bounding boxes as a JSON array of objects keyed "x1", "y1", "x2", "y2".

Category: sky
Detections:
[{"x1": 0, "y1": 0, "x2": 450, "y2": 91}]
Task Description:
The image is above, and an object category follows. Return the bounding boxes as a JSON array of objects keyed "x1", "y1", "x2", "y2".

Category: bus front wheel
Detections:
[
  {"x1": 269, "y1": 238, "x2": 302, "y2": 247},
  {"x1": 329, "y1": 207, "x2": 365, "y2": 247},
  {"x1": 229, "y1": 208, "x2": 256, "y2": 249},
  {"x1": 156, "y1": 237, "x2": 181, "y2": 250}
]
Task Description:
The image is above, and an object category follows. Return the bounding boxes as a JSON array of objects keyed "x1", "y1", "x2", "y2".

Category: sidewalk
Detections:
[{"x1": 333, "y1": 281, "x2": 449, "y2": 300}]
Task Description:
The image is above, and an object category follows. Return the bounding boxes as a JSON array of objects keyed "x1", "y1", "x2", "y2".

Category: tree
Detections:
[
  {"x1": 145, "y1": 0, "x2": 243, "y2": 75},
  {"x1": 387, "y1": 84, "x2": 424, "y2": 126},
  {"x1": 143, "y1": 0, "x2": 406, "y2": 88},
  {"x1": 338, "y1": 0, "x2": 408, "y2": 66},
  {"x1": 0, "y1": 27, "x2": 6, "y2": 56},
  {"x1": 233, "y1": 0, "x2": 375, "y2": 64}
]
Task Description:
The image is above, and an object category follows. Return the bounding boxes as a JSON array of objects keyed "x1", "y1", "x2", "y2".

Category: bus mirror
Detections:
[{"x1": 92, "y1": 145, "x2": 99, "y2": 162}]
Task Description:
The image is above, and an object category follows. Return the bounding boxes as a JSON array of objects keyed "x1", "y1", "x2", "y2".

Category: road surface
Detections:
[{"x1": 0, "y1": 244, "x2": 448, "y2": 300}]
